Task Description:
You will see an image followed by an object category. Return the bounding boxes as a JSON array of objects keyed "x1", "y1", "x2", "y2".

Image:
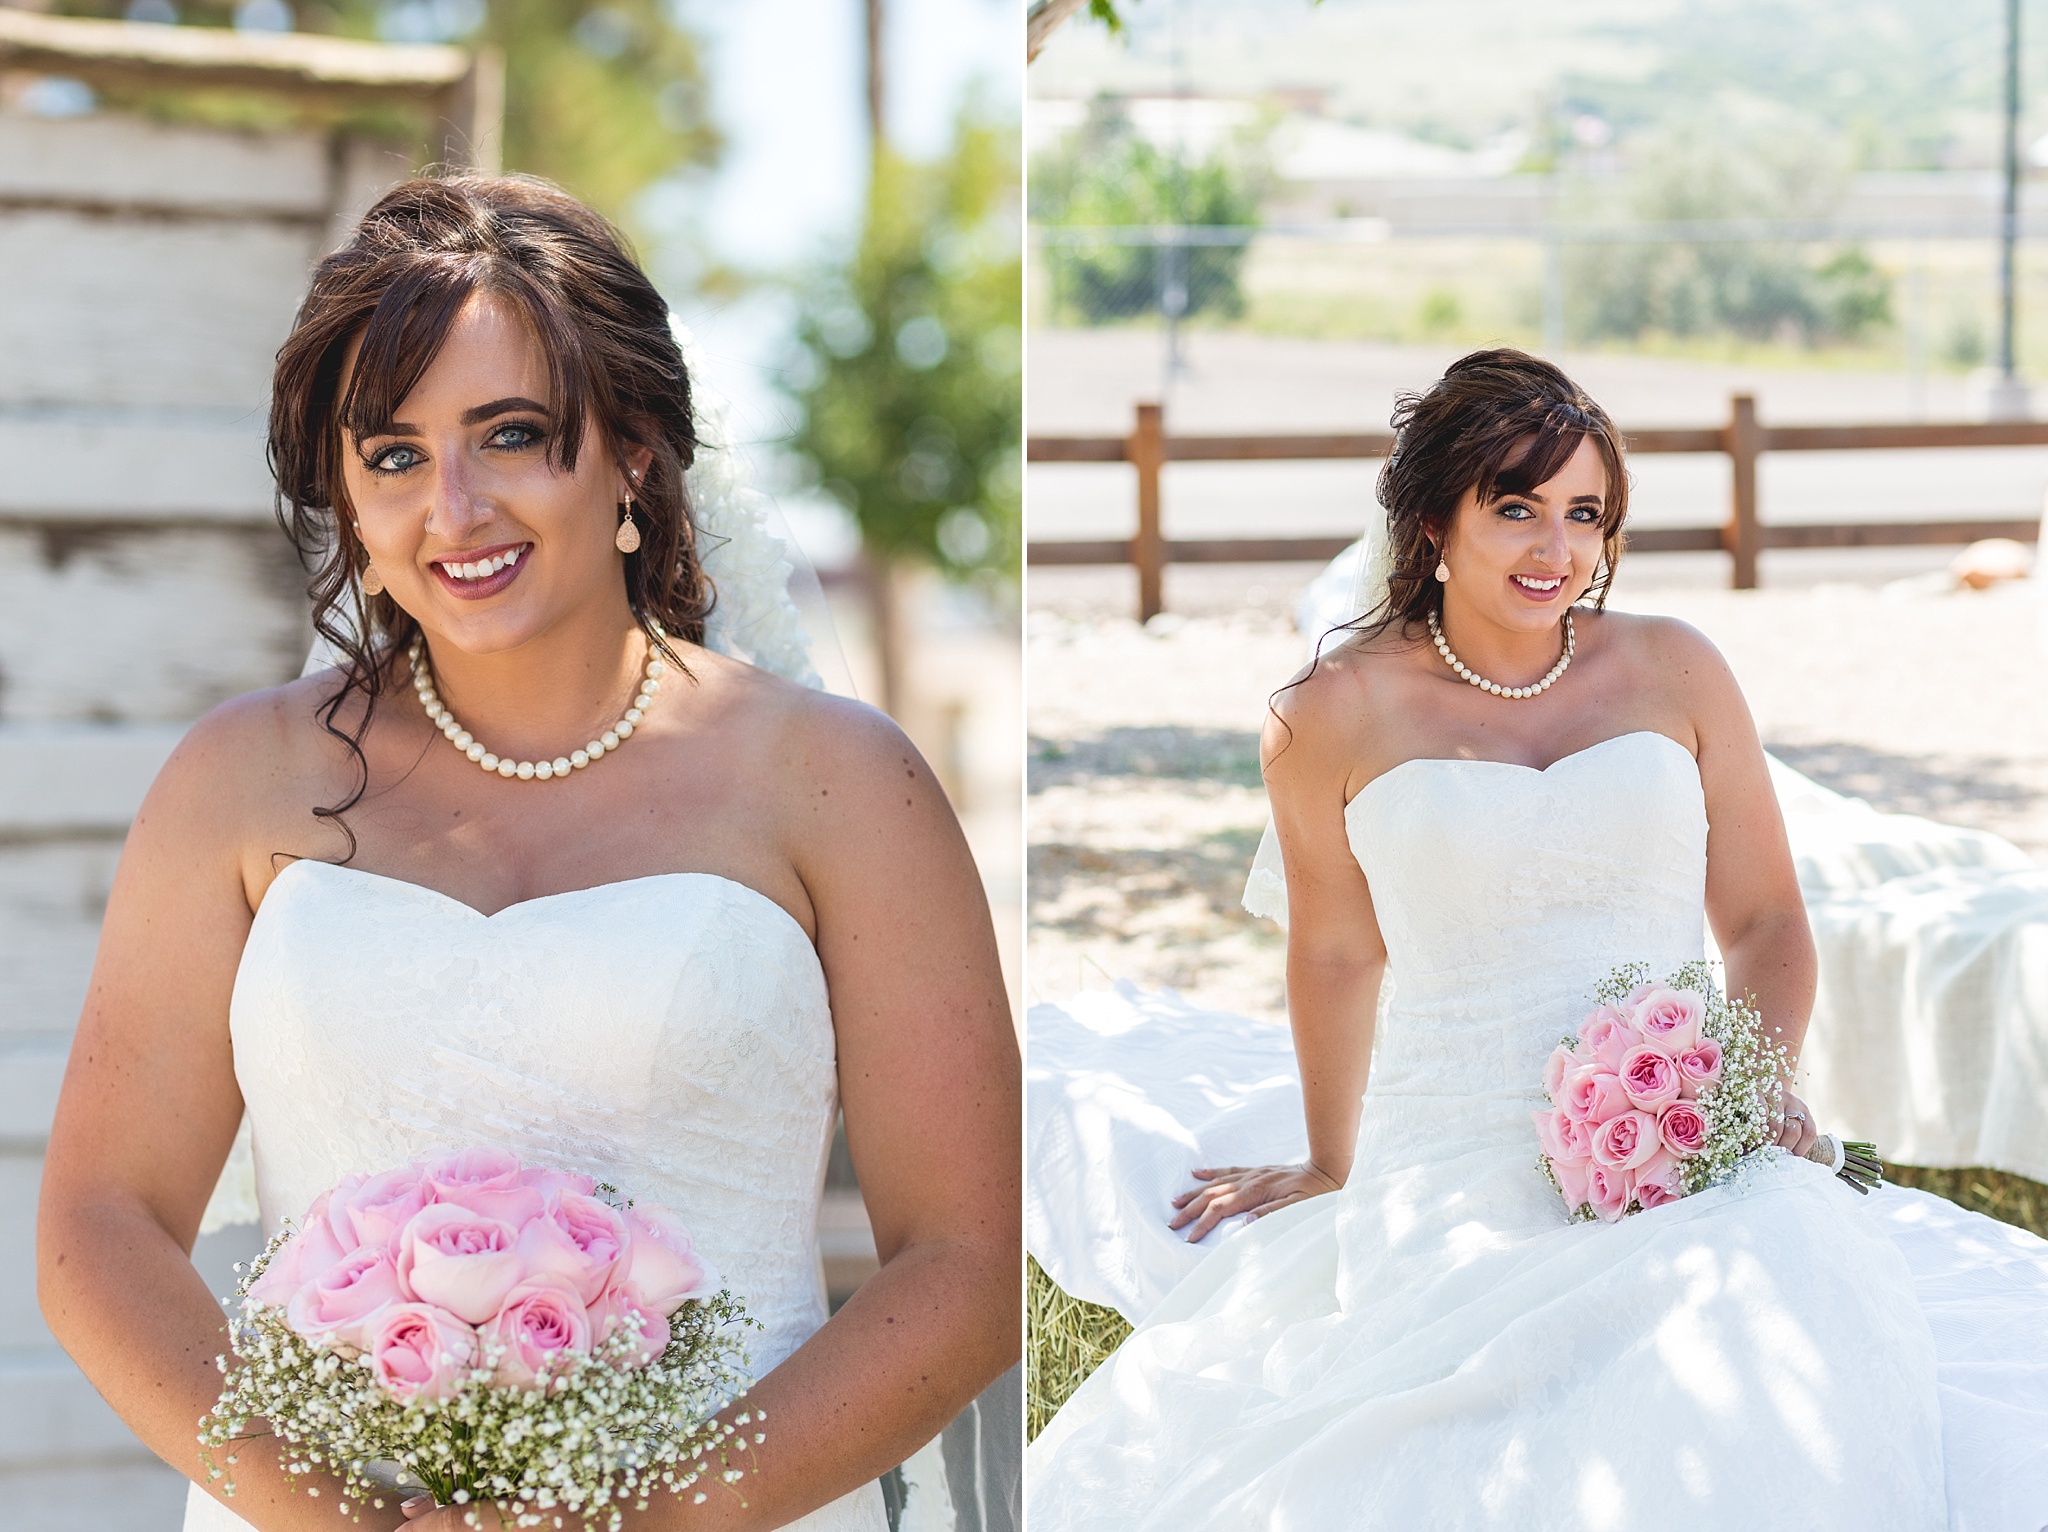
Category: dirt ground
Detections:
[{"x1": 1027, "y1": 559, "x2": 2048, "y2": 1024}]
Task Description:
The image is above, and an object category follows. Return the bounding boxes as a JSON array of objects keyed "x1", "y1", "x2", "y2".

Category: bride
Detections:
[
  {"x1": 1027, "y1": 349, "x2": 2048, "y2": 1528},
  {"x1": 34, "y1": 174, "x2": 1019, "y2": 1530}
]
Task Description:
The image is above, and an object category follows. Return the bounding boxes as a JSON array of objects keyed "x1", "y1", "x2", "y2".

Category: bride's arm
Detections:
[
  {"x1": 37, "y1": 696, "x2": 406, "y2": 1530},
  {"x1": 1170, "y1": 660, "x2": 1386, "y2": 1241},
  {"x1": 619, "y1": 695, "x2": 1019, "y2": 1530},
  {"x1": 1665, "y1": 620, "x2": 1822, "y2": 1156}
]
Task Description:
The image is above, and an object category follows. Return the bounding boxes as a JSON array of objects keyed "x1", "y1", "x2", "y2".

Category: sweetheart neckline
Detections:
[
  {"x1": 264, "y1": 858, "x2": 816, "y2": 949},
  {"x1": 1344, "y1": 729, "x2": 1696, "y2": 816}
]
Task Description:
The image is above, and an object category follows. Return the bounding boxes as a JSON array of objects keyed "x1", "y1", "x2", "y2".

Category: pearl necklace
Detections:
[
  {"x1": 1428, "y1": 609, "x2": 1575, "y2": 699},
  {"x1": 408, "y1": 624, "x2": 667, "y2": 781}
]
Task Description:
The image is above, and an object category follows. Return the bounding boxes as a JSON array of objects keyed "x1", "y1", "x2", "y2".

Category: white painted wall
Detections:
[{"x1": 0, "y1": 105, "x2": 405, "y2": 1522}]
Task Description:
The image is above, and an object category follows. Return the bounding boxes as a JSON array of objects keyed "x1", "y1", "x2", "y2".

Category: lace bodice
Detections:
[
  {"x1": 1348, "y1": 730, "x2": 1708, "y2": 1100},
  {"x1": 188, "y1": 861, "x2": 886, "y2": 1531}
]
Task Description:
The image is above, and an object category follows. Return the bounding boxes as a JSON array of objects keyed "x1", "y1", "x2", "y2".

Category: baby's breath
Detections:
[
  {"x1": 1546, "y1": 961, "x2": 1794, "y2": 1219},
  {"x1": 201, "y1": 1230, "x2": 760, "y2": 1531}
]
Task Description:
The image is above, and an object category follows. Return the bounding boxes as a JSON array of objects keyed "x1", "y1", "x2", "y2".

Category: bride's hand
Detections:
[
  {"x1": 1774, "y1": 1087, "x2": 1820, "y2": 1159},
  {"x1": 1168, "y1": 1162, "x2": 1342, "y2": 1242}
]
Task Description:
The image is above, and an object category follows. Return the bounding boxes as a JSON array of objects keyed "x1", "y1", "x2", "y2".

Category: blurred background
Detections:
[
  {"x1": 0, "y1": 0, "x2": 1018, "y2": 1523},
  {"x1": 1027, "y1": 0, "x2": 2048, "y2": 570}
]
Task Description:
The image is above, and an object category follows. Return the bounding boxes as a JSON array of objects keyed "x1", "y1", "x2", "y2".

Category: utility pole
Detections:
[{"x1": 1992, "y1": 0, "x2": 2030, "y2": 416}]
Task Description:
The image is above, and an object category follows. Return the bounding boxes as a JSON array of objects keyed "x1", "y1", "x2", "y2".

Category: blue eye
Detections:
[
  {"x1": 1497, "y1": 502, "x2": 1534, "y2": 520},
  {"x1": 1568, "y1": 505, "x2": 1601, "y2": 523},
  {"x1": 487, "y1": 422, "x2": 544, "y2": 450},
  {"x1": 365, "y1": 444, "x2": 421, "y2": 476}
]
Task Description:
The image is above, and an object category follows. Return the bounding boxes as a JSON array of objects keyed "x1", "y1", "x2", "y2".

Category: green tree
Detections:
[
  {"x1": 1565, "y1": 101, "x2": 1893, "y2": 346},
  {"x1": 786, "y1": 114, "x2": 1022, "y2": 586},
  {"x1": 1031, "y1": 100, "x2": 1261, "y2": 325}
]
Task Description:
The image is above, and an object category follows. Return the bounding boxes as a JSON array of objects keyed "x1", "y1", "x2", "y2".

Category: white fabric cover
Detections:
[
  {"x1": 184, "y1": 862, "x2": 884, "y2": 1532},
  {"x1": 1774, "y1": 758, "x2": 2048, "y2": 1186},
  {"x1": 1027, "y1": 731, "x2": 2048, "y2": 1530}
]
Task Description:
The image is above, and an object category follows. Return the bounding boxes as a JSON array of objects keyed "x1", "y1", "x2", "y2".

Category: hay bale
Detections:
[{"x1": 1027, "y1": 1257, "x2": 1132, "y2": 1440}]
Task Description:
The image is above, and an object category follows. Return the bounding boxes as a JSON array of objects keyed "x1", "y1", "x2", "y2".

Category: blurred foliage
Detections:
[
  {"x1": 1551, "y1": 0, "x2": 2030, "y2": 174},
  {"x1": 50, "y1": 0, "x2": 717, "y2": 227},
  {"x1": 784, "y1": 112, "x2": 1022, "y2": 584},
  {"x1": 1031, "y1": 99, "x2": 1260, "y2": 324},
  {"x1": 1563, "y1": 102, "x2": 1893, "y2": 346}
]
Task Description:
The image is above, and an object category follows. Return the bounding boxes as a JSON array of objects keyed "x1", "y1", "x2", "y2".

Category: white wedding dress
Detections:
[
  {"x1": 1028, "y1": 730, "x2": 2048, "y2": 1530},
  {"x1": 185, "y1": 859, "x2": 888, "y2": 1531}
]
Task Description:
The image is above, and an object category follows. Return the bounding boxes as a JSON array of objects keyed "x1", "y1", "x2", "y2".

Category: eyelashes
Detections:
[{"x1": 357, "y1": 423, "x2": 547, "y2": 478}]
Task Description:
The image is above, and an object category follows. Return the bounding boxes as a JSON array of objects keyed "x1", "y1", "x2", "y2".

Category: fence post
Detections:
[
  {"x1": 1723, "y1": 393, "x2": 1761, "y2": 589},
  {"x1": 1131, "y1": 402, "x2": 1166, "y2": 621}
]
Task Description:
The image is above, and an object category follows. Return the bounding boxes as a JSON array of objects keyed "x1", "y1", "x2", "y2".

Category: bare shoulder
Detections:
[
  {"x1": 1265, "y1": 623, "x2": 1417, "y2": 765},
  {"x1": 686, "y1": 651, "x2": 947, "y2": 825},
  {"x1": 1578, "y1": 607, "x2": 1722, "y2": 664},
  {"x1": 135, "y1": 670, "x2": 362, "y2": 875},
  {"x1": 1579, "y1": 608, "x2": 1750, "y2": 742}
]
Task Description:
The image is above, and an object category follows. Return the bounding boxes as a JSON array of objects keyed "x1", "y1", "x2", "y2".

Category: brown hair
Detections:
[
  {"x1": 1274, "y1": 350, "x2": 1629, "y2": 741},
  {"x1": 1356, "y1": 346, "x2": 1629, "y2": 645},
  {"x1": 269, "y1": 172, "x2": 714, "y2": 854}
]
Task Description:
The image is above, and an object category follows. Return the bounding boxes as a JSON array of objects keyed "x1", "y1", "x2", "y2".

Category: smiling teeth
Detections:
[
  {"x1": 443, "y1": 548, "x2": 521, "y2": 581},
  {"x1": 1514, "y1": 575, "x2": 1563, "y2": 591}
]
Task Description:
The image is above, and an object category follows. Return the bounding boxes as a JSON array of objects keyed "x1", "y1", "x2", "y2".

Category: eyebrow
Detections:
[
  {"x1": 366, "y1": 397, "x2": 553, "y2": 438},
  {"x1": 1488, "y1": 486, "x2": 1604, "y2": 507}
]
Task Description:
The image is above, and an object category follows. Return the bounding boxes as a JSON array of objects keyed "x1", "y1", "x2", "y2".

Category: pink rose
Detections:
[
  {"x1": 1580, "y1": 1013, "x2": 1645, "y2": 1072},
  {"x1": 1657, "y1": 1102, "x2": 1709, "y2": 1158},
  {"x1": 1562, "y1": 1067, "x2": 1629, "y2": 1124},
  {"x1": 1634, "y1": 1147, "x2": 1684, "y2": 1206},
  {"x1": 618, "y1": 1204, "x2": 719, "y2": 1316},
  {"x1": 588, "y1": 1285, "x2": 672, "y2": 1369},
  {"x1": 520, "y1": 1165, "x2": 599, "y2": 1201},
  {"x1": 1586, "y1": 1163, "x2": 1633, "y2": 1222},
  {"x1": 514, "y1": 1193, "x2": 629, "y2": 1305},
  {"x1": 284, "y1": 1246, "x2": 404, "y2": 1349},
  {"x1": 367, "y1": 1303, "x2": 478, "y2": 1402},
  {"x1": 330, "y1": 1166, "x2": 429, "y2": 1254},
  {"x1": 1553, "y1": 1155, "x2": 1593, "y2": 1211},
  {"x1": 1619, "y1": 1046, "x2": 1682, "y2": 1113},
  {"x1": 424, "y1": 1146, "x2": 544, "y2": 1227},
  {"x1": 1555, "y1": 1113, "x2": 1594, "y2": 1158},
  {"x1": 398, "y1": 1204, "x2": 525, "y2": 1324},
  {"x1": 1589, "y1": 1109, "x2": 1662, "y2": 1171},
  {"x1": 1532, "y1": 1108, "x2": 1568, "y2": 1160},
  {"x1": 1632, "y1": 987, "x2": 1704, "y2": 1051},
  {"x1": 245, "y1": 1217, "x2": 349, "y2": 1311},
  {"x1": 1624, "y1": 981, "x2": 1657, "y2": 1008},
  {"x1": 1541, "y1": 1045, "x2": 1574, "y2": 1102},
  {"x1": 485, "y1": 1276, "x2": 593, "y2": 1388},
  {"x1": 1676, "y1": 1040, "x2": 1724, "y2": 1099}
]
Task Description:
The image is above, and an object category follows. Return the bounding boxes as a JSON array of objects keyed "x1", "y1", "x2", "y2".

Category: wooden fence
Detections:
[{"x1": 1027, "y1": 395, "x2": 2048, "y2": 619}]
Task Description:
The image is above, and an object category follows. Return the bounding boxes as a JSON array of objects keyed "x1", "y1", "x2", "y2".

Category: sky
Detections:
[{"x1": 661, "y1": 0, "x2": 1018, "y2": 572}]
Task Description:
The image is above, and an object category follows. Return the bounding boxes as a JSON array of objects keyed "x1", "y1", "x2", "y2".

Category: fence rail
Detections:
[{"x1": 1027, "y1": 396, "x2": 2048, "y2": 619}]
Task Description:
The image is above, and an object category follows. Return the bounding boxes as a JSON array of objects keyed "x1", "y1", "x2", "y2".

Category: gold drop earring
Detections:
[
  {"x1": 1435, "y1": 558, "x2": 1451, "y2": 583},
  {"x1": 353, "y1": 521, "x2": 386, "y2": 595},
  {"x1": 615, "y1": 471, "x2": 642, "y2": 554}
]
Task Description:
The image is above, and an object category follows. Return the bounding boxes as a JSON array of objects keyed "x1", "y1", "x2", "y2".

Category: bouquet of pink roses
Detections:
[
  {"x1": 200, "y1": 1146, "x2": 759, "y2": 1530},
  {"x1": 1532, "y1": 962, "x2": 1881, "y2": 1223}
]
